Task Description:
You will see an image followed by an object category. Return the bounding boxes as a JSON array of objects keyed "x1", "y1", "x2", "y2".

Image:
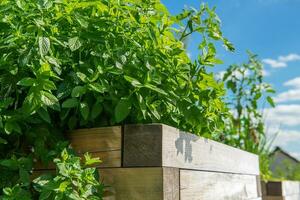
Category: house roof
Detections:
[{"x1": 271, "y1": 146, "x2": 300, "y2": 163}]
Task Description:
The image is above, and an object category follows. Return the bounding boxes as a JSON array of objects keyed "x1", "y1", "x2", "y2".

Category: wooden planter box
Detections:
[
  {"x1": 35, "y1": 124, "x2": 262, "y2": 200},
  {"x1": 262, "y1": 181, "x2": 300, "y2": 200}
]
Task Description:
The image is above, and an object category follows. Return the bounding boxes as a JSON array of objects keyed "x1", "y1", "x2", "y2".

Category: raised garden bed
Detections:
[
  {"x1": 35, "y1": 124, "x2": 262, "y2": 200},
  {"x1": 262, "y1": 181, "x2": 300, "y2": 200}
]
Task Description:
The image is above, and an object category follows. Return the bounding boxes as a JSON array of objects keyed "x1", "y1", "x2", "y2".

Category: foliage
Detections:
[
  {"x1": 221, "y1": 52, "x2": 275, "y2": 180},
  {"x1": 0, "y1": 148, "x2": 103, "y2": 200},
  {"x1": 272, "y1": 160, "x2": 300, "y2": 181},
  {"x1": 0, "y1": 0, "x2": 233, "y2": 196}
]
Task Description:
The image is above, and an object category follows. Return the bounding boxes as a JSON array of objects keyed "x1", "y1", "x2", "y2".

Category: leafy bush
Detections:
[
  {"x1": 1, "y1": 149, "x2": 103, "y2": 200},
  {"x1": 221, "y1": 52, "x2": 275, "y2": 179},
  {"x1": 0, "y1": 0, "x2": 233, "y2": 196}
]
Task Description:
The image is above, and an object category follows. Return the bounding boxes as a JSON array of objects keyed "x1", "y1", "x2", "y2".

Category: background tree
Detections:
[{"x1": 221, "y1": 52, "x2": 275, "y2": 179}]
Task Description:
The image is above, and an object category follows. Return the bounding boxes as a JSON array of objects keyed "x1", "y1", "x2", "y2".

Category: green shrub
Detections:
[{"x1": 0, "y1": 0, "x2": 233, "y2": 196}]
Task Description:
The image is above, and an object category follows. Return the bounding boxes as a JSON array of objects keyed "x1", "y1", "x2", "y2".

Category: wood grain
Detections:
[
  {"x1": 100, "y1": 167, "x2": 179, "y2": 200},
  {"x1": 123, "y1": 124, "x2": 259, "y2": 175},
  {"x1": 180, "y1": 170, "x2": 260, "y2": 200},
  {"x1": 67, "y1": 126, "x2": 122, "y2": 153},
  {"x1": 67, "y1": 126, "x2": 122, "y2": 168}
]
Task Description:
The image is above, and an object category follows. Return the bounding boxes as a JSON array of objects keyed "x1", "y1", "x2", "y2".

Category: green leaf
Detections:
[
  {"x1": 91, "y1": 102, "x2": 103, "y2": 119},
  {"x1": 0, "y1": 137, "x2": 7, "y2": 144},
  {"x1": 84, "y1": 153, "x2": 102, "y2": 166},
  {"x1": 68, "y1": 116, "x2": 77, "y2": 130},
  {"x1": 68, "y1": 37, "x2": 81, "y2": 51},
  {"x1": 76, "y1": 72, "x2": 88, "y2": 82},
  {"x1": 88, "y1": 83, "x2": 106, "y2": 93},
  {"x1": 267, "y1": 96, "x2": 275, "y2": 108},
  {"x1": 80, "y1": 102, "x2": 89, "y2": 120},
  {"x1": 124, "y1": 76, "x2": 142, "y2": 87},
  {"x1": 115, "y1": 98, "x2": 132, "y2": 123},
  {"x1": 4, "y1": 121, "x2": 21, "y2": 134},
  {"x1": 39, "y1": 37, "x2": 50, "y2": 56},
  {"x1": 0, "y1": 159, "x2": 19, "y2": 169},
  {"x1": 144, "y1": 83, "x2": 167, "y2": 95},
  {"x1": 41, "y1": 91, "x2": 58, "y2": 106},
  {"x1": 42, "y1": 80, "x2": 56, "y2": 90},
  {"x1": 62, "y1": 98, "x2": 78, "y2": 108},
  {"x1": 71, "y1": 86, "x2": 86, "y2": 97},
  {"x1": 17, "y1": 77, "x2": 35, "y2": 86},
  {"x1": 37, "y1": 108, "x2": 51, "y2": 123}
]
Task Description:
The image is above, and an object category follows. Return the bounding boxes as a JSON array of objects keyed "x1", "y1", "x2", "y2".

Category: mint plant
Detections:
[
  {"x1": 0, "y1": 0, "x2": 233, "y2": 196},
  {"x1": 1, "y1": 149, "x2": 103, "y2": 200}
]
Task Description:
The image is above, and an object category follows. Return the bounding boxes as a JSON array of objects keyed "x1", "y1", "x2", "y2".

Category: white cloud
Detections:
[
  {"x1": 262, "y1": 53, "x2": 300, "y2": 68},
  {"x1": 284, "y1": 76, "x2": 300, "y2": 88},
  {"x1": 264, "y1": 104, "x2": 300, "y2": 127},
  {"x1": 273, "y1": 76, "x2": 300, "y2": 103},
  {"x1": 266, "y1": 130, "x2": 300, "y2": 159},
  {"x1": 278, "y1": 54, "x2": 300, "y2": 62},
  {"x1": 268, "y1": 130, "x2": 300, "y2": 147},
  {"x1": 262, "y1": 58, "x2": 287, "y2": 68},
  {"x1": 274, "y1": 89, "x2": 300, "y2": 103}
]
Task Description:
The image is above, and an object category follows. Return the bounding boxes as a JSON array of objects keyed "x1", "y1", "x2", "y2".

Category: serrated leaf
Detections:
[
  {"x1": 68, "y1": 37, "x2": 81, "y2": 51},
  {"x1": 17, "y1": 77, "x2": 35, "y2": 86},
  {"x1": 71, "y1": 86, "x2": 86, "y2": 97},
  {"x1": 115, "y1": 97, "x2": 132, "y2": 123},
  {"x1": 41, "y1": 91, "x2": 58, "y2": 106},
  {"x1": 62, "y1": 98, "x2": 78, "y2": 108},
  {"x1": 80, "y1": 102, "x2": 89, "y2": 120},
  {"x1": 39, "y1": 37, "x2": 50, "y2": 56}
]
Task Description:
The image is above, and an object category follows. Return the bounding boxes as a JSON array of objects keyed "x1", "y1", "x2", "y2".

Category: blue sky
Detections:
[{"x1": 162, "y1": 0, "x2": 300, "y2": 159}]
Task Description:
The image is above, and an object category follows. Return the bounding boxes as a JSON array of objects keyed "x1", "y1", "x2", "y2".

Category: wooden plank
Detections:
[
  {"x1": 67, "y1": 126, "x2": 122, "y2": 168},
  {"x1": 262, "y1": 181, "x2": 268, "y2": 196},
  {"x1": 67, "y1": 126, "x2": 122, "y2": 153},
  {"x1": 100, "y1": 167, "x2": 179, "y2": 200},
  {"x1": 34, "y1": 127, "x2": 122, "y2": 169},
  {"x1": 123, "y1": 124, "x2": 259, "y2": 175},
  {"x1": 267, "y1": 181, "x2": 300, "y2": 196},
  {"x1": 180, "y1": 170, "x2": 260, "y2": 200},
  {"x1": 263, "y1": 195, "x2": 300, "y2": 200}
]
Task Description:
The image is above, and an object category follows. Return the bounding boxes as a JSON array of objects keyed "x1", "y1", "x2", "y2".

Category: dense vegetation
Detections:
[{"x1": 0, "y1": 0, "x2": 234, "y2": 198}]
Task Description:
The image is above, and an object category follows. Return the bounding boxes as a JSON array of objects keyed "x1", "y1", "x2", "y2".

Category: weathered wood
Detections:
[
  {"x1": 180, "y1": 170, "x2": 260, "y2": 200},
  {"x1": 67, "y1": 126, "x2": 122, "y2": 152},
  {"x1": 263, "y1": 195, "x2": 300, "y2": 200},
  {"x1": 123, "y1": 124, "x2": 259, "y2": 175},
  {"x1": 267, "y1": 181, "x2": 300, "y2": 196},
  {"x1": 67, "y1": 126, "x2": 122, "y2": 168},
  {"x1": 100, "y1": 167, "x2": 179, "y2": 200}
]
